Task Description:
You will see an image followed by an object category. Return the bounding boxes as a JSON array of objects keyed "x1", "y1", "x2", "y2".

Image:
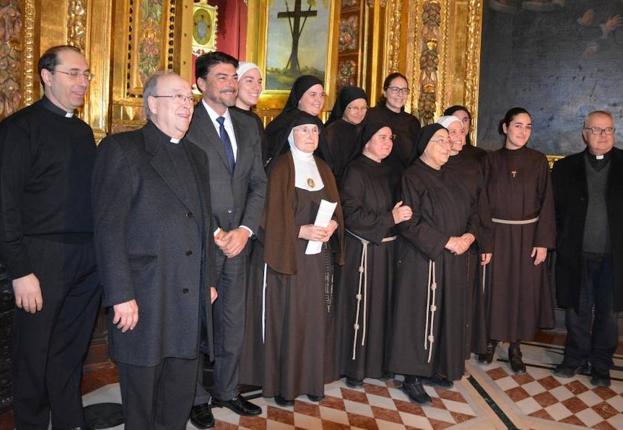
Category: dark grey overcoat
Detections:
[
  {"x1": 552, "y1": 147, "x2": 623, "y2": 312},
  {"x1": 92, "y1": 121, "x2": 217, "y2": 367}
]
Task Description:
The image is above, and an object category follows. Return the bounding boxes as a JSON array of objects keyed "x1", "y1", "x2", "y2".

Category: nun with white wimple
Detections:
[
  {"x1": 437, "y1": 115, "x2": 494, "y2": 363},
  {"x1": 240, "y1": 111, "x2": 344, "y2": 406}
]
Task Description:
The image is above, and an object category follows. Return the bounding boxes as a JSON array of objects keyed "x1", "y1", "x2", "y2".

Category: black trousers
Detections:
[
  {"x1": 117, "y1": 357, "x2": 198, "y2": 430},
  {"x1": 563, "y1": 253, "x2": 618, "y2": 372},
  {"x1": 11, "y1": 236, "x2": 100, "y2": 430},
  {"x1": 195, "y1": 251, "x2": 247, "y2": 404}
]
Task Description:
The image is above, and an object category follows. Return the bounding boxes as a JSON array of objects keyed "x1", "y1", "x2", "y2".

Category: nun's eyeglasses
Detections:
[
  {"x1": 386, "y1": 87, "x2": 410, "y2": 95},
  {"x1": 583, "y1": 127, "x2": 615, "y2": 135}
]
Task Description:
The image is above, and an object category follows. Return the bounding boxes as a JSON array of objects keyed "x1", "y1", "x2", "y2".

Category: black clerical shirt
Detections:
[{"x1": 0, "y1": 96, "x2": 96, "y2": 279}]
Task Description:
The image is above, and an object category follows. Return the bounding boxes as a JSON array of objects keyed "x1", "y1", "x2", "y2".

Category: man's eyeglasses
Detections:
[
  {"x1": 52, "y1": 69, "x2": 93, "y2": 81},
  {"x1": 152, "y1": 94, "x2": 195, "y2": 104},
  {"x1": 386, "y1": 86, "x2": 410, "y2": 95},
  {"x1": 583, "y1": 127, "x2": 615, "y2": 136}
]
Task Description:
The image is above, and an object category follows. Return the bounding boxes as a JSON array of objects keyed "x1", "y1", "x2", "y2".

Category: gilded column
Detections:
[
  {"x1": 0, "y1": 0, "x2": 28, "y2": 119},
  {"x1": 21, "y1": 0, "x2": 36, "y2": 107},
  {"x1": 385, "y1": 0, "x2": 401, "y2": 74},
  {"x1": 417, "y1": 1, "x2": 441, "y2": 125},
  {"x1": 83, "y1": 0, "x2": 113, "y2": 140},
  {"x1": 67, "y1": 0, "x2": 87, "y2": 50},
  {"x1": 464, "y1": 0, "x2": 483, "y2": 141}
]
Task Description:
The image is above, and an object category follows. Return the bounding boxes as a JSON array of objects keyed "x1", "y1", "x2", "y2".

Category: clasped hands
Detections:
[
  {"x1": 214, "y1": 227, "x2": 250, "y2": 258},
  {"x1": 445, "y1": 233, "x2": 475, "y2": 255},
  {"x1": 299, "y1": 220, "x2": 338, "y2": 242}
]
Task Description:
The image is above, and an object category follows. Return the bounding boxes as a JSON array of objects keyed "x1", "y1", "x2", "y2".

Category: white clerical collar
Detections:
[
  {"x1": 170, "y1": 138, "x2": 180, "y2": 144},
  {"x1": 65, "y1": 112, "x2": 74, "y2": 118},
  {"x1": 596, "y1": 155, "x2": 604, "y2": 160}
]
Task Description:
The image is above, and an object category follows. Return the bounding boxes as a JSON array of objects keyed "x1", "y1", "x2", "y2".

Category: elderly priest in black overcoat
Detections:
[
  {"x1": 92, "y1": 71, "x2": 217, "y2": 429},
  {"x1": 552, "y1": 110, "x2": 623, "y2": 388}
]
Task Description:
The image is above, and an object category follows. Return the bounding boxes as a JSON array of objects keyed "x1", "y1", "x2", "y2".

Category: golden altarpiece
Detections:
[
  {"x1": 0, "y1": 0, "x2": 486, "y2": 366},
  {"x1": 0, "y1": 0, "x2": 485, "y2": 139}
]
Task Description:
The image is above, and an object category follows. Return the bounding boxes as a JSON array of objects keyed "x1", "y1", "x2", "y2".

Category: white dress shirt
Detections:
[
  {"x1": 201, "y1": 99, "x2": 253, "y2": 237},
  {"x1": 202, "y1": 99, "x2": 238, "y2": 161}
]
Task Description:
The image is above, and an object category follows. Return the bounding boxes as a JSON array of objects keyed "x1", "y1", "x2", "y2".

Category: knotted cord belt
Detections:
[
  {"x1": 424, "y1": 260, "x2": 438, "y2": 363},
  {"x1": 346, "y1": 229, "x2": 396, "y2": 360}
]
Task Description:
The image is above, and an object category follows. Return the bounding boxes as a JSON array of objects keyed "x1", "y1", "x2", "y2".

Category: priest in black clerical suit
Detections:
[
  {"x1": 93, "y1": 71, "x2": 217, "y2": 428},
  {"x1": 185, "y1": 51, "x2": 266, "y2": 427},
  {"x1": 0, "y1": 45, "x2": 101, "y2": 430}
]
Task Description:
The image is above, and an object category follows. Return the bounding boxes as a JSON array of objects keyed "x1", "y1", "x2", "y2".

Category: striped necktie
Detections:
[{"x1": 216, "y1": 116, "x2": 235, "y2": 175}]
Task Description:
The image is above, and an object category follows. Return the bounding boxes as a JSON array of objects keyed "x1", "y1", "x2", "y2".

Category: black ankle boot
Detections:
[
  {"x1": 402, "y1": 376, "x2": 431, "y2": 404},
  {"x1": 509, "y1": 342, "x2": 526, "y2": 374},
  {"x1": 478, "y1": 340, "x2": 498, "y2": 364}
]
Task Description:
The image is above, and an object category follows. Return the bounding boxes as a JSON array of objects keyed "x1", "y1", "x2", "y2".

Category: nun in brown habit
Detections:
[
  {"x1": 337, "y1": 121, "x2": 412, "y2": 387},
  {"x1": 239, "y1": 111, "x2": 344, "y2": 405},
  {"x1": 388, "y1": 124, "x2": 479, "y2": 404},
  {"x1": 482, "y1": 107, "x2": 555, "y2": 373},
  {"x1": 318, "y1": 86, "x2": 368, "y2": 185},
  {"x1": 436, "y1": 115, "x2": 493, "y2": 360}
]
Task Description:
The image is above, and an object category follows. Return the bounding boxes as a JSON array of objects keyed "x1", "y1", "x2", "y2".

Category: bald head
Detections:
[{"x1": 582, "y1": 110, "x2": 615, "y2": 156}]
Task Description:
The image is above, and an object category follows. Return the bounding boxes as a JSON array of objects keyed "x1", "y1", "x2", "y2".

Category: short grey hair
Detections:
[
  {"x1": 143, "y1": 71, "x2": 177, "y2": 119},
  {"x1": 584, "y1": 110, "x2": 614, "y2": 128}
]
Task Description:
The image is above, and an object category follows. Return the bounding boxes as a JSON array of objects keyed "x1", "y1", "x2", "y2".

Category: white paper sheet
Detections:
[{"x1": 305, "y1": 199, "x2": 337, "y2": 255}]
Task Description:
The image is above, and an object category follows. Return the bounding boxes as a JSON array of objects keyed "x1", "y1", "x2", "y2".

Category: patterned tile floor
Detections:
[
  {"x1": 467, "y1": 341, "x2": 623, "y2": 430},
  {"x1": 3, "y1": 341, "x2": 621, "y2": 429},
  {"x1": 81, "y1": 375, "x2": 502, "y2": 430},
  {"x1": 203, "y1": 377, "x2": 500, "y2": 430}
]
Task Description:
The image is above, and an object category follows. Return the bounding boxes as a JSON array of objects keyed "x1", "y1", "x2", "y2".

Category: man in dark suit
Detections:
[
  {"x1": 552, "y1": 110, "x2": 623, "y2": 387},
  {"x1": 92, "y1": 71, "x2": 217, "y2": 428},
  {"x1": 186, "y1": 52, "x2": 266, "y2": 428}
]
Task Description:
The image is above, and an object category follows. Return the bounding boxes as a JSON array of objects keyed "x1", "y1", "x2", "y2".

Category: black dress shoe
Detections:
[
  {"x1": 421, "y1": 373, "x2": 453, "y2": 388},
  {"x1": 345, "y1": 377, "x2": 363, "y2": 388},
  {"x1": 478, "y1": 340, "x2": 498, "y2": 364},
  {"x1": 553, "y1": 362, "x2": 586, "y2": 378},
  {"x1": 401, "y1": 379, "x2": 432, "y2": 404},
  {"x1": 213, "y1": 395, "x2": 262, "y2": 416},
  {"x1": 509, "y1": 343, "x2": 526, "y2": 374},
  {"x1": 307, "y1": 394, "x2": 324, "y2": 402},
  {"x1": 274, "y1": 395, "x2": 294, "y2": 407},
  {"x1": 190, "y1": 403, "x2": 215, "y2": 429},
  {"x1": 590, "y1": 368, "x2": 611, "y2": 387}
]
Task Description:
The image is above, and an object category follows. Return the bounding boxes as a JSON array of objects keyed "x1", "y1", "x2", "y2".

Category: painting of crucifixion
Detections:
[{"x1": 266, "y1": 0, "x2": 330, "y2": 90}]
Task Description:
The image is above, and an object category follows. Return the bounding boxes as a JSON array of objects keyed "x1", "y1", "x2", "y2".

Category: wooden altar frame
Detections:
[{"x1": 244, "y1": 0, "x2": 341, "y2": 112}]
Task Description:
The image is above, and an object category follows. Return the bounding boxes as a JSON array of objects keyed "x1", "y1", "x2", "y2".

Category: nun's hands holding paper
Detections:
[{"x1": 299, "y1": 220, "x2": 338, "y2": 242}]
